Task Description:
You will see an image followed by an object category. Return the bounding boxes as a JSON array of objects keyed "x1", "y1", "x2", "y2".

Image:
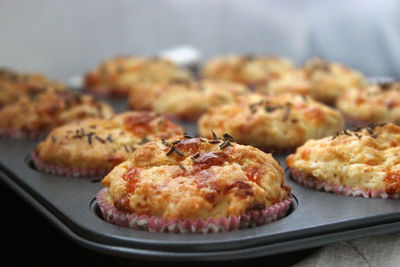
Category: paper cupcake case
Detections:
[
  {"x1": 0, "y1": 128, "x2": 47, "y2": 140},
  {"x1": 290, "y1": 168, "x2": 400, "y2": 199},
  {"x1": 96, "y1": 188, "x2": 293, "y2": 234},
  {"x1": 31, "y1": 151, "x2": 109, "y2": 177}
]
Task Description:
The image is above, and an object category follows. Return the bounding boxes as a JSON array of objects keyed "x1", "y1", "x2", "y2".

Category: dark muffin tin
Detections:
[{"x1": 2, "y1": 98, "x2": 400, "y2": 261}]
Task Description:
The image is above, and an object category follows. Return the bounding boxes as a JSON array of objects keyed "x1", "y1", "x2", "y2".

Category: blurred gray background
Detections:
[{"x1": 0, "y1": 0, "x2": 399, "y2": 80}]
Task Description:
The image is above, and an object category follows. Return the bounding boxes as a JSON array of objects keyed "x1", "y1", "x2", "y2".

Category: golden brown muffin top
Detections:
[
  {"x1": 129, "y1": 79, "x2": 248, "y2": 119},
  {"x1": 0, "y1": 91, "x2": 114, "y2": 133},
  {"x1": 101, "y1": 133, "x2": 290, "y2": 220},
  {"x1": 198, "y1": 92, "x2": 344, "y2": 150},
  {"x1": 337, "y1": 82, "x2": 400, "y2": 123},
  {"x1": 36, "y1": 112, "x2": 184, "y2": 169},
  {"x1": 0, "y1": 68, "x2": 65, "y2": 107},
  {"x1": 287, "y1": 123, "x2": 400, "y2": 193},
  {"x1": 302, "y1": 57, "x2": 366, "y2": 103},
  {"x1": 261, "y1": 69, "x2": 312, "y2": 96},
  {"x1": 202, "y1": 55, "x2": 294, "y2": 88},
  {"x1": 84, "y1": 56, "x2": 193, "y2": 96}
]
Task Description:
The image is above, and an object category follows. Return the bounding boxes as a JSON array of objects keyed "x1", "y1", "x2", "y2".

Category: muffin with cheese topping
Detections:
[
  {"x1": 198, "y1": 93, "x2": 344, "y2": 154},
  {"x1": 287, "y1": 123, "x2": 400, "y2": 198},
  {"x1": 129, "y1": 79, "x2": 248, "y2": 120},
  {"x1": 96, "y1": 133, "x2": 292, "y2": 233},
  {"x1": 32, "y1": 112, "x2": 184, "y2": 177},
  {"x1": 0, "y1": 91, "x2": 113, "y2": 139},
  {"x1": 302, "y1": 57, "x2": 366, "y2": 105},
  {"x1": 84, "y1": 56, "x2": 193, "y2": 96},
  {"x1": 0, "y1": 68, "x2": 65, "y2": 107},
  {"x1": 337, "y1": 82, "x2": 400, "y2": 127},
  {"x1": 260, "y1": 69, "x2": 312, "y2": 96},
  {"x1": 202, "y1": 55, "x2": 294, "y2": 89}
]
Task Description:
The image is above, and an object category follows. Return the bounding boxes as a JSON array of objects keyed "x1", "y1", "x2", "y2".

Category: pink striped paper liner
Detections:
[
  {"x1": 31, "y1": 151, "x2": 109, "y2": 177},
  {"x1": 0, "y1": 128, "x2": 47, "y2": 140},
  {"x1": 96, "y1": 188, "x2": 292, "y2": 233},
  {"x1": 290, "y1": 168, "x2": 400, "y2": 199}
]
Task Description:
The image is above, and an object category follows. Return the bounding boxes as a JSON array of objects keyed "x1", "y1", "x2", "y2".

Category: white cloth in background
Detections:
[
  {"x1": 295, "y1": 233, "x2": 400, "y2": 266},
  {"x1": 0, "y1": 0, "x2": 399, "y2": 79}
]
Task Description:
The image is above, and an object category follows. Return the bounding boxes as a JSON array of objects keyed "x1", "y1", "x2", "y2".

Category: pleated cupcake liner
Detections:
[
  {"x1": 290, "y1": 167, "x2": 400, "y2": 199},
  {"x1": 31, "y1": 151, "x2": 109, "y2": 177},
  {"x1": 96, "y1": 188, "x2": 292, "y2": 234},
  {"x1": 0, "y1": 128, "x2": 47, "y2": 140}
]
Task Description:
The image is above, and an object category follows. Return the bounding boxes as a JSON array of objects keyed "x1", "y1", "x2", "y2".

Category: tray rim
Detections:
[{"x1": 2, "y1": 164, "x2": 400, "y2": 261}]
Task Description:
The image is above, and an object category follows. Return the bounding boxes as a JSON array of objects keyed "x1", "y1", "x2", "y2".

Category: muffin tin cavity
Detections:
[{"x1": 3, "y1": 92, "x2": 400, "y2": 260}]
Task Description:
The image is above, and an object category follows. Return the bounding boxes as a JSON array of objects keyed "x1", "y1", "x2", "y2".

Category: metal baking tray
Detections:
[{"x1": 2, "y1": 98, "x2": 400, "y2": 261}]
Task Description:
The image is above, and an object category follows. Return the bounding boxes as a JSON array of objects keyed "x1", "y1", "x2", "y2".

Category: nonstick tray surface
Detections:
[{"x1": 2, "y1": 98, "x2": 400, "y2": 261}]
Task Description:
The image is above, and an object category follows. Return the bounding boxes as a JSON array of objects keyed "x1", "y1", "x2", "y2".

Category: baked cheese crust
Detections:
[
  {"x1": 35, "y1": 112, "x2": 184, "y2": 170},
  {"x1": 202, "y1": 55, "x2": 294, "y2": 88},
  {"x1": 0, "y1": 68, "x2": 65, "y2": 107},
  {"x1": 302, "y1": 57, "x2": 366, "y2": 104},
  {"x1": 101, "y1": 134, "x2": 290, "y2": 219},
  {"x1": 287, "y1": 123, "x2": 400, "y2": 193},
  {"x1": 337, "y1": 82, "x2": 400, "y2": 124},
  {"x1": 84, "y1": 56, "x2": 193, "y2": 96},
  {"x1": 129, "y1": 79, "x2": 247, "y2": 120},
  {"x1": 260, "y1": 69, "x2": 312, "y2": 96},
  {"x1": 198, "y1": 93, "x2": 344, "y2": 152},
  {"x1": 0, "y1": 91, "x2": 113, "y2": 134}
]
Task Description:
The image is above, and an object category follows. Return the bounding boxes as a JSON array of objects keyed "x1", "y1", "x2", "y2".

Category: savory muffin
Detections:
[
  {"x1": 84, "y1": 56, "x2": 193, "y2": 96},
  {"x1": 32, "y1": 112, "x2": 184, "y2": 177},
  {"x1": 287, "y1": 123, "x2": 400, "y2": 198},
  {"x1": 97, "y1": 133, "x2": 292, "y2": 232},
  {"x1": 0, "y1": 68, "x2": 65, "y2": 107},
  {"x1": 198, "y1": 93, "x2": 344, "y2": 154},
  {"x1": 202, "y1": 55, "x2": 294, "y2": 89},
  {"x1": 302, "y1": 57, "x2": 366, "y2": 104},
  {"x1": 129, "y1": 79, "x2": 248, "y2": 120},
  {"x1": 337, "y1": 82, "x2": 400, "y2": 127},
  {"x1": 260, "y1": 69, "x2": 312, "y2": 96},
  {"x1": 0, "y1": 91, "x2": 114, "y2": 139}
]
